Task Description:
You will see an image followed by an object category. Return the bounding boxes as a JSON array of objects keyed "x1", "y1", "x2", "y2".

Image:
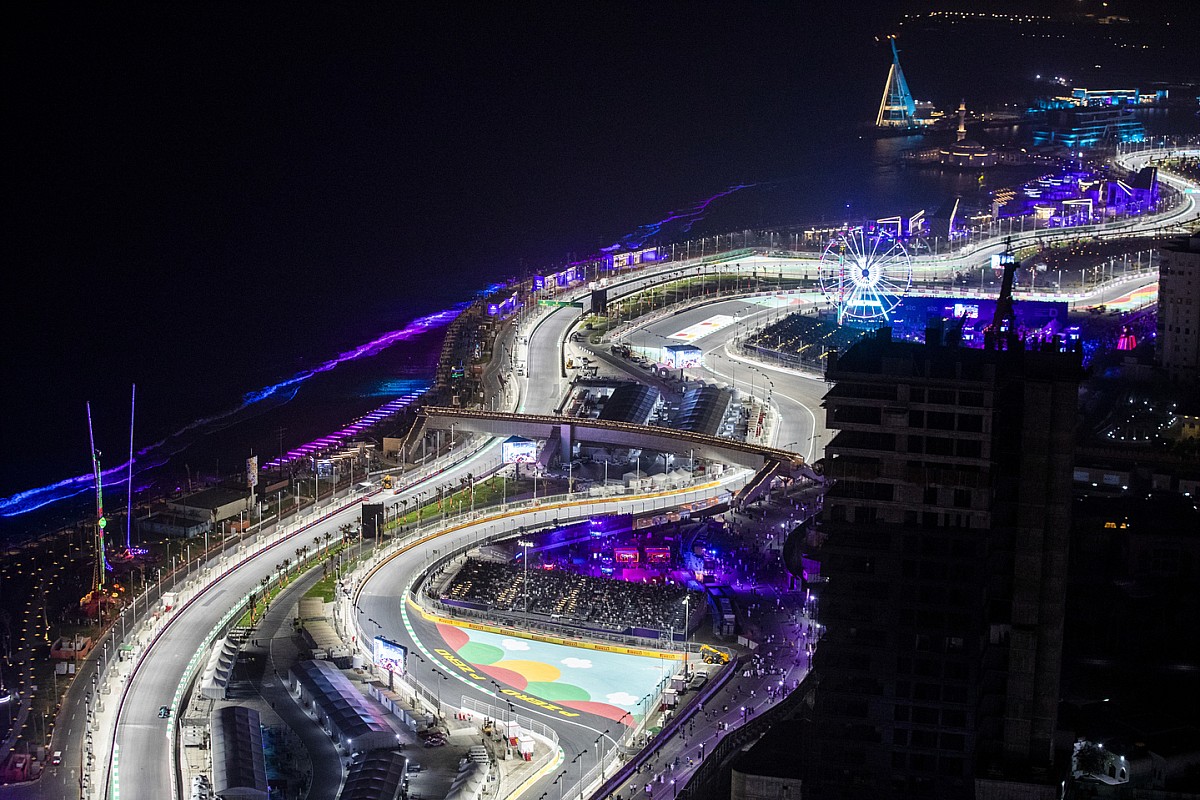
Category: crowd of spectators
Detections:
[
  {"x1": 1160, "y1": 156, "x2": 1200, "y2": 183},
  {"x1": 441, "y1": 558, "x2": 703, "y2": 635},
  {"x1": 1032, "y1": 237, "x2": 1157, "y2": 272},
  {"x1": 747, "y1": 314, "x2": 866, "y2": 367}
]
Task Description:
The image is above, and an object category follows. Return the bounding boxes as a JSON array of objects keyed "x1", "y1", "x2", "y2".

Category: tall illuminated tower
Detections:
[
  {"x1": 875, "y1": 37, "x2": 918, "y2": 129},
  {"x1": 87, "y1": 402, "x2": 113, "y2": 594}
]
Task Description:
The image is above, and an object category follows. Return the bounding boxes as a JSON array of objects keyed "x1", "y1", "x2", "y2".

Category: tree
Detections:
[{"x1": 1075, "y1": 742, "x2": 1107, "y2": 776}]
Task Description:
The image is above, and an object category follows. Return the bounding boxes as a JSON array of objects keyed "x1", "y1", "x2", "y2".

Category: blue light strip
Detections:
[{"x1": 0, "y1": 307, "x2": 461, "y2": 519}]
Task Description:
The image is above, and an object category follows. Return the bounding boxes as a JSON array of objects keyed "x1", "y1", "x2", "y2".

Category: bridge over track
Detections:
[{"x1": 420, "y1": 406, "x2": 821, "y2": 482}]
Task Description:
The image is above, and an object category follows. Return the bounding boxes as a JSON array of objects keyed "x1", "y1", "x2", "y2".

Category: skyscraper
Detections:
[
  {"x1": 803, "y1": 328, "x2": 1082, "y2": 799},
  {"x1": 1156, "y1": 234, "x2": 1200, "y2": 388}
]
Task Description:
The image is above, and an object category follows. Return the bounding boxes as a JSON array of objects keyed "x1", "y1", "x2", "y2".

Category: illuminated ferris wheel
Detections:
[{"x1": 818, "y1": 227, "x2": 913, "y2": 325}]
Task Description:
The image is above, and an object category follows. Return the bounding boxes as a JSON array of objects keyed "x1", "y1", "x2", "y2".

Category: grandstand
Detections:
[
  {"x1": 439, "y1": 558, "x2": 703, "y2": 638},
  {"x1": 744, "y1": 314, "x2": 868, "y2": 371}
]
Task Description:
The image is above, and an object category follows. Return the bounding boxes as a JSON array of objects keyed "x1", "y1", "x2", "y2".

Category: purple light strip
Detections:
[
  {"x1": 240, "y1": 307, "x2": 459, "y2": 406},
  {"x1": 262, "y1": 391, "x2": 427, "y2": 470},
  {"x1": 603, "y1": 183, "x2": 758, "y2": 251},
  {"x1": 0, "y1": 308, "x2": 460, "y2": 519}
]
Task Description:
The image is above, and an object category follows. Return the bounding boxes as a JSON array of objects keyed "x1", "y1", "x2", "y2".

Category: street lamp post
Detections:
[
  {"x1": 572, "y1": 750, "x2": 588, "y2": 800},
  {"x1": 682, "y1": 594, "x2": 691, "y2": 678},
  {"x1": 595, "y1": 730, "x2": 610, "y2": 779},
  {"x1": 518, "y1": 539, "x2": 533, "y2": 628}
]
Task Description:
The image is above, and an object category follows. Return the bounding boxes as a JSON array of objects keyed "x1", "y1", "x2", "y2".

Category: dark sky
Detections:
[
  {"x1": 7, "y1": 3, "x2": 906, "y2": 359},
  {"x1": 6, "y1": 3, "x2": 898, "y2": 500},
  {"x1": 10, "y1": 2, "x2": 1190, "y2": 322},
  {"x1": 3, "y1": 2, "x2": 1196, "y2": 505}
]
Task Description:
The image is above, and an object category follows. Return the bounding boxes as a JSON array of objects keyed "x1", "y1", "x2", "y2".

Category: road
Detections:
[
  {"x1": 351, "y1": 478, "x2": 753, "y2": 800},
  {"x1": 61, "y1": 289, "x2": 737, "y2": 800}
]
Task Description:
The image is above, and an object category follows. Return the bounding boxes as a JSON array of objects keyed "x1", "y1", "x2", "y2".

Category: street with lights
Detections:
[{"x1": 5, "y1": 143, "x2": 1196, "y2": 800}]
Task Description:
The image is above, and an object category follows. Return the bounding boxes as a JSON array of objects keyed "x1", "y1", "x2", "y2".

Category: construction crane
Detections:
[{"x1": 987, "y1": 239, "x2": 1021, "y2": 350}]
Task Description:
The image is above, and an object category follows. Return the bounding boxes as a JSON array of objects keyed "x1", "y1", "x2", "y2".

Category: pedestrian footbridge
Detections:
[{"x1": 420, "y1": 407, "x2": 821, "y2": 486}]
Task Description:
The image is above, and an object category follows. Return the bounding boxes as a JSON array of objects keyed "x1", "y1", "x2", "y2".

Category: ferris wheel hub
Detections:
[{"x1": 818, "y1": 227, "x2": 914, "y2": 324}]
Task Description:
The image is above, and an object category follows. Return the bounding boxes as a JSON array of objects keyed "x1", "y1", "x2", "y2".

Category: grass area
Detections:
[
  {"x1": 235, "y1": 542, "x2": 361, "y2": 624},
  {"x1": 303, "y1": 550, "x2": 359, "y2": 603},
  {"x1": 235, "y1": 579, "x2": 288, "y2": 629},
  {"x1": 381, "y1": 471, "x2": 564, "y2": 534},
  {"x1": 605, "y1": 273, "x2": 807, "y2": 327},
  {"x1": 304, "y1": 572, "x2": 340, "y2": 603}
]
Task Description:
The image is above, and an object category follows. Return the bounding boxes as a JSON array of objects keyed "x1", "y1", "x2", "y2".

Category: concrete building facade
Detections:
[
  {"x1": 1156, "y1": 234, "x2": 1200, "y2": 388},
  {"x1": 802, "y1": 329, "x2": 1082, "y2": 799}
]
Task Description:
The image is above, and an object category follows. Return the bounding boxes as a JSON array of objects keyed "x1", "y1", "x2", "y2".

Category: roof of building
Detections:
[
  {"x1": 137, "y1": 512, "x2": 211, "y2": 530},
  {"x1": 942, "y1": 138, "x2": 995, "y2": 154},
  {"x1": 597, "y1": 382, "x2": 660, "y2": 426},
  {"x1": 729, "y1": 719, "x2": 805, "y2": 779},
  {"x1": 170, "y1": 487, "x2": 248, "y2": 511},
  {"x1": 1160, "y1": 233, "x2": 1200, "y2": 254},
  {"x1": 671, "y1": 385, "x2": 732, "y2": 437},
  {"x1": 1129, "y1": 165, "x2": 1158, "y2": 191},
  {"x1": 210, "y1": 706, "x2": 268, "y2": 798},
  {"x1": 301, "y1": 619, "x2": 345, "y2": 655},
  {"x1": 290, "y1": 659, "x2": 394, "y2": 746},
  {"x1": 342, "y1": 750, "x2": 408, "y2": 800},
  {"x1": 828, "y1": 327, "x2": 1083, "y2": 383}
]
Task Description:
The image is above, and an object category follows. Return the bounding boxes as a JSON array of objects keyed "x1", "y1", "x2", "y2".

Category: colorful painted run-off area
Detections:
[
  {"x1": 1092, "y1": 281, "x2": 1157, "y2": 312},
  {"x1": 436, "y1": 623, "x2": 673, "y2": 725}
]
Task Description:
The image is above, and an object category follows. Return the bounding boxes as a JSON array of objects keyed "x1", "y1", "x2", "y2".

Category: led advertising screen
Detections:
[
  {"x1": 372, "y1": 636, "x2": 407, "y2": 673},
  {"x1": 663, "y1": 344, "x2": 703, "y2": 369},
  {"x1": 502, "y1": 437, "x2": 538, "y2": 464}
]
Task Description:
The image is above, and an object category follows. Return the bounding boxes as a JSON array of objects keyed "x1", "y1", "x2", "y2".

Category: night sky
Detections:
[
  {"x1": 5, "y1": 2, "x2": 1196, "y2": 506},
  {"x1": 7, "y1": 3, "x2": 885, "y2": 496}
]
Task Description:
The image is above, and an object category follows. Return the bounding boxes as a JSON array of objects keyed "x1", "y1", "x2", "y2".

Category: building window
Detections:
[
  {"x1": 956, "y1": 439, "x2": 982, "y2": 458},
  {"x1": 927, "y1": 411, "x2": 955, "y2": 430},
  {"x1": 926, "y1": 437, "x2": 954, "y2": 456},
  {"x1": 912, "y1": 706, "x2": 938, "y2": 725},
  {"x1": 956, "y1": 414, "x2": 983, "y2": 432}
]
